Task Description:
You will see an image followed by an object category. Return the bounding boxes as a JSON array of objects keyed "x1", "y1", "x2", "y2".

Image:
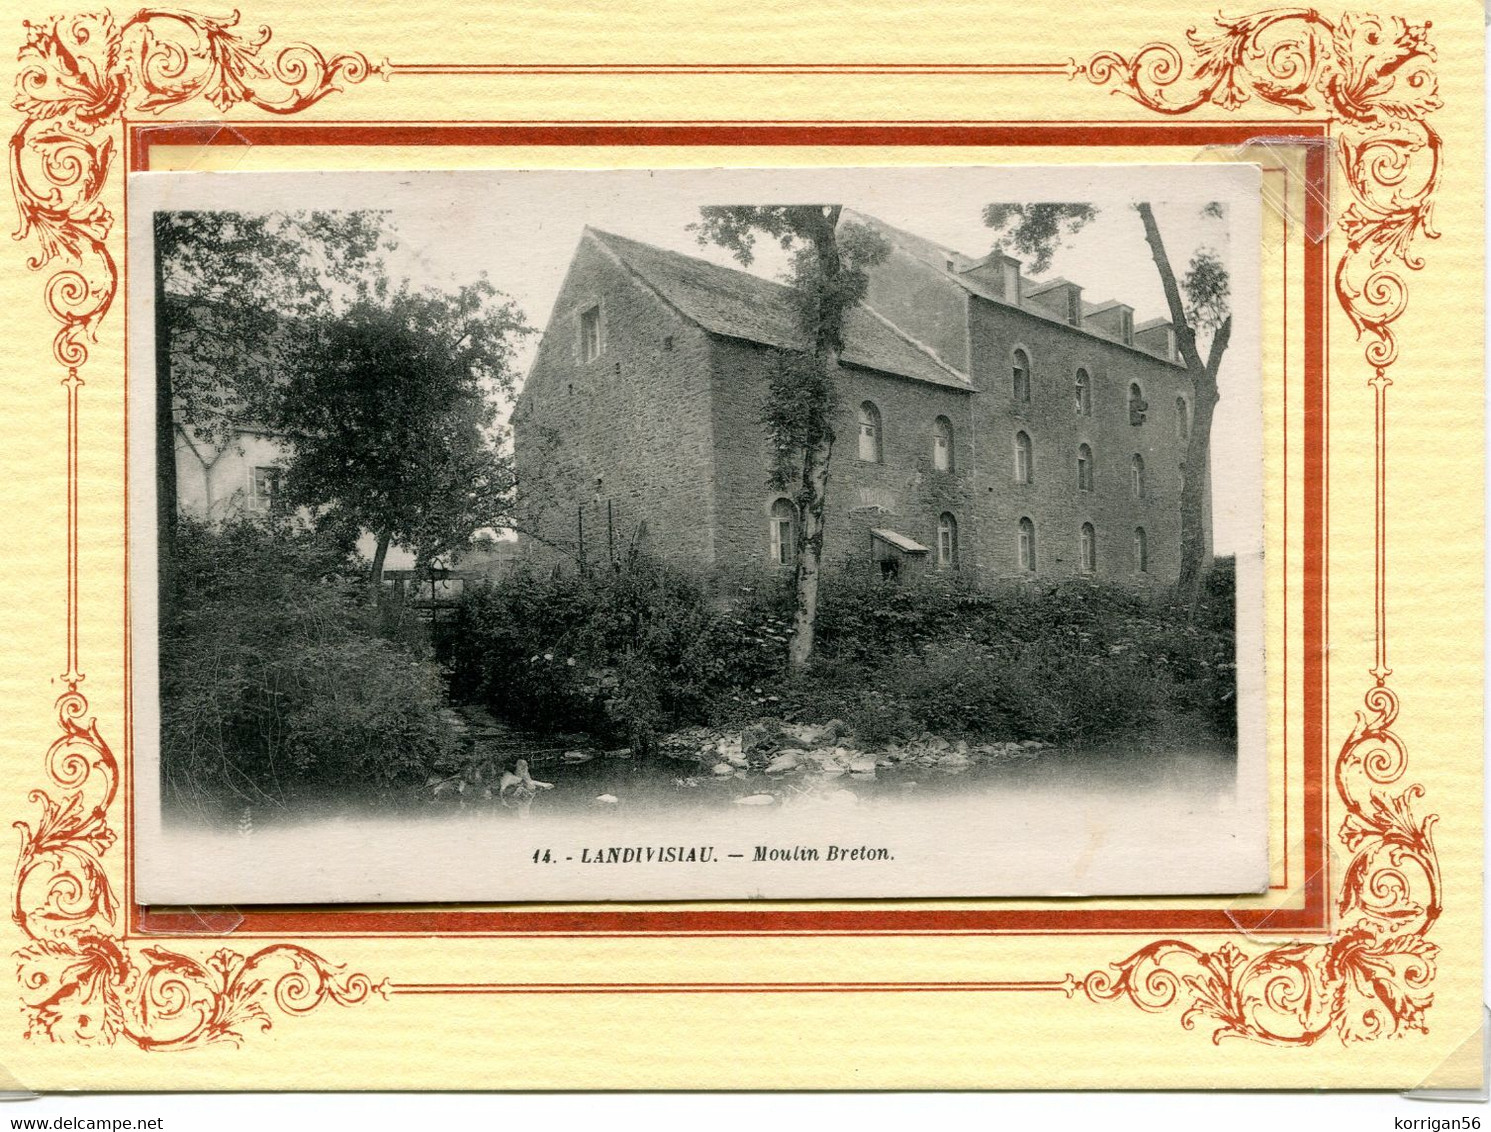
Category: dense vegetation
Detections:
[
  {"x1": 448, "y1": 556, "x2": 1237, "y2": 752},
  {"x1": 163, "y1": 513, "x2": 1236, "y2": 814},
  {"x1": 159, "y1": 518, "x2": 460, "y2": 818}
]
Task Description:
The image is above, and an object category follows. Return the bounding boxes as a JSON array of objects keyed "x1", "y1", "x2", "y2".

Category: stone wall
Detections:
[
  {"x1": 707, "y1": 336, "x2": 977, "y2": 574},
  {"x1": 515, "y1": 231, "x2": 1211, "y2": 587},
  {"x1": 513, "y1": 237, "x2": 717, "y2": 570},
  {"x1": 966, "y1": 295, "x2": 1196, "y2": 583}
]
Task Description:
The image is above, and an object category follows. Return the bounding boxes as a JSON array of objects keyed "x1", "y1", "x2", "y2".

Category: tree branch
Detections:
[
  {"x1": 1136, "y1": 202, "x2": 1206, "y2": 374},
  {"x1": 1205, "y1": 314, "x2": 1233, "y2": 391}
]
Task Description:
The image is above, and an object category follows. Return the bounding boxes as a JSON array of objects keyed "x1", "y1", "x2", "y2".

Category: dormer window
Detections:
[
  {"x1": 579, "y1": 305, "x2": 602, "y2": 362},
  {"x1": 1120, "y1": 309, "x2": 1134, "y2": 346},
  {"x1": 1066, "y1": 290, "x2": 1081, "y2": 327}
]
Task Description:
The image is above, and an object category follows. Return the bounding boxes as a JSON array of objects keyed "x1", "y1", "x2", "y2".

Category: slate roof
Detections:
[
  {"x1": 840, "y1": 209, "x2": 1181, "y2": 363},
  {"x1": 586, "y1": 228, "x2": 972, "y2": 391}
]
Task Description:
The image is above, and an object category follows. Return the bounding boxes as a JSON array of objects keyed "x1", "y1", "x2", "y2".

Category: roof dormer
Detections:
[
  {"x1": 957, "y1": 251, "x2": 1023, "y2": 304},
  {"x1": 1025, "y1": 278, "x2": 1084, "y2": 327},
  {"x1": 1086, "y1": 301, "x2": 1136, "y2": 346},
  {"x1": 1134, "y1": 318, "x2": 1178, "y2": 362}
]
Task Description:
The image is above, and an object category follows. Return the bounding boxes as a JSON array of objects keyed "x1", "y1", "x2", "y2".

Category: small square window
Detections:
[{"x1": 579, "y1": 306, "x2": 602, "y2": 362}]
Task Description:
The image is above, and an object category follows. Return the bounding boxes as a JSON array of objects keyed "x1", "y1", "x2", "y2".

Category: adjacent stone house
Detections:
[{"x1": 513, "y1": 213, "x2": 1210, "y2": 583}]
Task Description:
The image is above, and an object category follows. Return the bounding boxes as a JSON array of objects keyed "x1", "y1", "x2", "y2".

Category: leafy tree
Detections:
[
  {"x1": 271, "y1": 279, "x2": 531, "y2": 589},
  {"x1": 692, "y1": 206, "x2": 889, "y2": 669},
  {"x1": 982, "y1": 203, "x2": 1098, "y2": 274},
  {"x1": 154, "y1": 210, "x2": 390, "y2": 594},
  {"x1": 984, "y1": 201, "x2": 1232, "y2": 613}
]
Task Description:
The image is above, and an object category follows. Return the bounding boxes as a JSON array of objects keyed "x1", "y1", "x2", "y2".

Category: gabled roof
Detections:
[{"x1": 586, "y1": 228, "x2": 972, "y2": 391}]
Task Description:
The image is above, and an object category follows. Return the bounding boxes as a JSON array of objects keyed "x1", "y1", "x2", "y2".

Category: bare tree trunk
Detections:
[
  {"x1": 1175, "y1": 379, "x2": 1219, "y2": 610},
  {"x1": 1136, "y1": 203, "x2": 1230, "y2": 617},
  {"x1": 785, "y1": 205, "x2": 845, "y2": 672},
  {"x1": 788, "y1": 433, "x2": 834, "y2": 670},
  {"x1": 369, "y1": 529, "x2": 392, "y2": 594},
  {"x1": 154, "y1": 219, "x2": 177, "y2": 611}
]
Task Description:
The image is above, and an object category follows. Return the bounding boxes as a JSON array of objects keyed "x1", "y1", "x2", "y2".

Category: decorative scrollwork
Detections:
[
  {"x1": 1077, "y1": 9, "x2": 1442, "y2": 1047},
  {"x1": 1084, "y1": 685, "x2": 1439, "y2": 1045},
  {"x1": 14, "y1": 691, "x2": 389, "y2": 1048},
  {"x1": 11, "y1": 9, "x2": 385, "y2": 1049},
  {"x1": 11, "y1": 8, "x2": 385, "y2": 369},
  {"x1": 1083, "y1": 8, "x2": 1441, "y2": 373}
]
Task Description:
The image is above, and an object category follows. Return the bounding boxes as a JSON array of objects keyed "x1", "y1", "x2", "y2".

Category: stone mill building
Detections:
[{"x1": 512, "y1": 211, "x2": 1210, "y2": 582}]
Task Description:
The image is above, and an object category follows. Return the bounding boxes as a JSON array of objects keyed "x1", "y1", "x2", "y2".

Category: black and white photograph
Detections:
[{"x1": 129, "y1": 165, "x2": 1265, "y2": 903}]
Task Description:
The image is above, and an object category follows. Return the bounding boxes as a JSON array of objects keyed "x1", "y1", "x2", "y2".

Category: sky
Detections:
[{"x1": 133, "y1": 166, "x2": 1261, "y2": 554}]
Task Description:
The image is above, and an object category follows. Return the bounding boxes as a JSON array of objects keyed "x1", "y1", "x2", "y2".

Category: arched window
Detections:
[
  {"x1": 1074, "y1": 368, "x2": 1092, "y2": 416},
  {"x1": 1176, "y1": 395, "x2": 1190, "y2": 439},
  {"x1": 1130, "y1": 454, "x2": 1146, "y2": 499},
  {"x1": 1128, "y1": 382, "x2": 1147, "y2": 425},
  {"x1": 1134, "y1": 527, "x2": 1149, "y2": 573},
  {"x1": 1080, "y1": 522, "x2": 1097, "y2": 574},
  {"x1": 1017, "y1": 517, "x2": 1036, "y2": 573},
  {"x1": 937, "y1": 513, "x2": 958, "y2": 569},
  {"x1": 1011, "y1": 348, "x2": 1031, "y2": 404},
  {"x1": 933, "y1": 415, "x2": 954, "y2": 472},
  {"x1": 857, "y1": 401, "x2": 882, "y2": 463},
  {"x1": 1077, "y1": 443, "x2": 1094, "y2": 492},
  {"x1": 1014, "y1": 431, "x2": 1034, "y2": 484},
  {"x1": 769, "y1": 498, "x2": 796, "y2": 567}
]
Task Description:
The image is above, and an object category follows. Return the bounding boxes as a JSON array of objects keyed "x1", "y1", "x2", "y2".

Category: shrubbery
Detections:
[
  {"x1": 447, "y1": 558, "x2": 789, "y2": 749},
  {"x1": 448, "y1": 555, "x2": 1238, "y2": 749},
  {"x1": 160, "y1": 517, "x2": 460, "y2": 818}
]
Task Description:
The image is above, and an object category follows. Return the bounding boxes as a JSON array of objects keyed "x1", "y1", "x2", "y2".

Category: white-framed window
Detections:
[
  {"x1": 1014, "y1": 430, "x2": 1033, "y2": 484},
  {"x1": 857, "y1": 401, "x2": 883, "y2": 463},
  {"x1": 1077, "y1": 443, "x2": 1094, "y2": 492},
  {"x1": 248, "y1": 465, "x2": 280, "y2": 511},
  {"x1": 769, "y1": 498, "x2": 796, "y2": 567},
  {"x1": 937, "y1": 512, "x2": 958, "y2": 569},
  {"x1": 1011, "y1": 348, "x2": 1031, "y2": 404},
  {"x1": 932, "y1": 415, "x2": 954, "y2": 472},
  {"x1": 1176, "y1": 395, "x2": 1191, "y2": 439},
  {"x1": 1074, "y1": 367, "x2": 1092, "y2": 416},
  {"x1": 1130, "y1": 453, "x2": 1146, "y2": 499},
  {"x1": 1017, "y1": 517, "x2": 1036, "y2": 573},
  {"x1": 1134, "y1": 527, "x2": 1149, "y2": 573},
  {"x1": 579, "y1": 305, "x2": 602, "y2": 362},
  {"x1": 1080, "y1": 522, "x2": 1097, "y2": 574}
]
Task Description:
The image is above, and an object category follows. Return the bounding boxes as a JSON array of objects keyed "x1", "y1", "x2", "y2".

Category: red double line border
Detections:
[{"x1": 126, "y1": 120, "x2": 1329, "y2": 941}]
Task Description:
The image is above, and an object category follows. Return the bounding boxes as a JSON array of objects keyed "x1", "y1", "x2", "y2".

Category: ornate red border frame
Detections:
[
  {"x1": 126, "y1": 119, "x2": 1331, "y2": 941},
  {"x1": 10, "y1": 8, "x2": 1439, "y2": 1049}
]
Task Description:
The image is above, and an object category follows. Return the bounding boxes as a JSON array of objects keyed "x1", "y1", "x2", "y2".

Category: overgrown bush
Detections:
[
  {"x1": 448, "y1": 555, "x2": 1239, "y2": 750},
  {"x1": 447, "y1": 556, "x2": 790, "y2": 746},
  {"x1": 160, "y1": 517, "x2": 460, "y2": 818}
]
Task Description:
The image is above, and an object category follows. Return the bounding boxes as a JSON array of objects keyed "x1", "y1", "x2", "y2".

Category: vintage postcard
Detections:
[
  {"x1": 0, "y1": 0, "x2": 1481, "y2": 1094},
  {"x1": 128, "y1": 164, "x2": 1266, "y2": 904}
]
